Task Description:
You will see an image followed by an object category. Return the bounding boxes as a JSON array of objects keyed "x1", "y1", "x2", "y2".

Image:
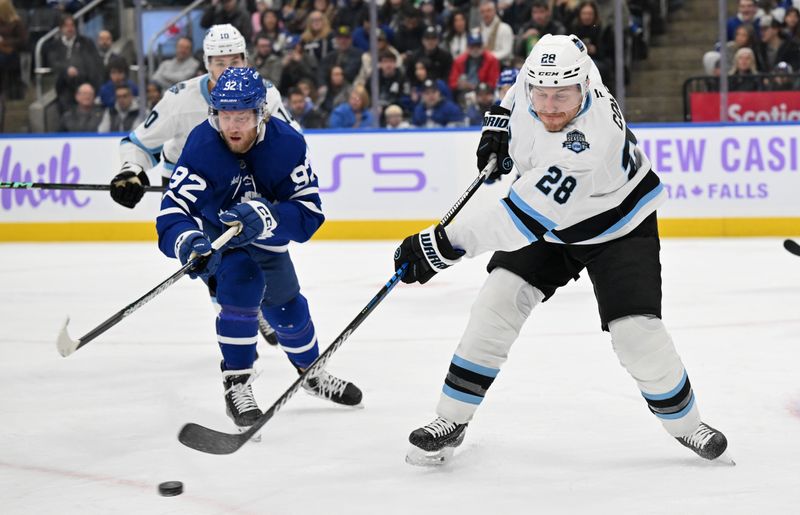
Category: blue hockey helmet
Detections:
[
  {"x1": 498, "y1": 68, "x2": 519, "y2": 88},
  {"x1": 209, "y1": 67, "x2": 268, "y2": 130}
]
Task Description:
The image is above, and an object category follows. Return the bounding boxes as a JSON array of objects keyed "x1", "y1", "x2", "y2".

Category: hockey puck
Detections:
[{"x1": 158, "y1": 481, "x2": 183, "y2": 497}]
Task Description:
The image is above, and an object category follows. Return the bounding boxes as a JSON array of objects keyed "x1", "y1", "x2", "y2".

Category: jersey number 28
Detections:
[{"x1": 535, "y1": 166, "x2": 576, "y2": 204}]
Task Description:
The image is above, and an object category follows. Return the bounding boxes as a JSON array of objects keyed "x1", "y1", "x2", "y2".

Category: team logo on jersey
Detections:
[{"x1": 562, "y1": 130, "x2": 590, "y2": 154}]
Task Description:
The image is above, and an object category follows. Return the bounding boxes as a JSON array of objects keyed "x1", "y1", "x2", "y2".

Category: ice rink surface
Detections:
[{"x1": 1, "y1": 238, "x2": 799, "y2": 514}]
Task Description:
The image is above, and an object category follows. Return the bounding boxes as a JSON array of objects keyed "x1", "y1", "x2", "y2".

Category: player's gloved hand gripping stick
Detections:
[
  {"x1": 177, "y1": 155, "x2": 499, "y2": 455},
  {"x1": 56, "y1": 225, "x2": 240, "y2": 357}
]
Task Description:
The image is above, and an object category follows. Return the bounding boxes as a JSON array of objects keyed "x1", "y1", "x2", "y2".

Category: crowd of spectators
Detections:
[
  {"x1": 3, "y1": 0, "x2": 656, "y2": 132},
  {"x1": 701, "y1": 0, "x2": 800, "y2": 92}
]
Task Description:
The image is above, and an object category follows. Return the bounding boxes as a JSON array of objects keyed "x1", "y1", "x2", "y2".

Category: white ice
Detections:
[{"x1": 1, "y1": 238, "x2": 799, "y2": 514}]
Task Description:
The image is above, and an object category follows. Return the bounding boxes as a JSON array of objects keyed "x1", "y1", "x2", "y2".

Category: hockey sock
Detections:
[
  {"x1": 262, "y1": 294, "x2": 319, "y2": 369},
  {"x1": 609, "y1": 315, "x2": 701, "y2": 436},
  {"x1": 217, "y1": 304, "x2": 259, "y2": 370},
  {"x1": 438, "y1": 268, "x2": 542, "y2": 423}
]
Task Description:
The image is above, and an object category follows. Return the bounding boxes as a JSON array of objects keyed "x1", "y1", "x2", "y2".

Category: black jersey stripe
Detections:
[
  {"x1": 552, "y1": 169, "x2": 661, "y2": 244},
  {"x1": 501, "y1": 197, "x2": 550, "y2": 240}
]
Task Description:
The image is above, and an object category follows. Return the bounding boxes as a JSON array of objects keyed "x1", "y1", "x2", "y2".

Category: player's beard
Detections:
[
  {"x1": 539, "y1": 106, "x2": 581, "y2": 132},
  {"x1": 222, "y1": 128, "x2": 258, "y2": 154}
]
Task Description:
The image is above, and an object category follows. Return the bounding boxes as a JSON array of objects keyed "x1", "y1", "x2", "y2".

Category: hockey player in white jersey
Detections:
[
  {"x1": 393, "y1": 34, "x2": 731, "y2": 466},
  {"x1": 110, "y1": 24, "x2": 295, "y2": 346}
]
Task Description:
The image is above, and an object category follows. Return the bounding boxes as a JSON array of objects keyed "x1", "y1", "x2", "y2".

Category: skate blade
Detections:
[
  {"x1": 715, "y1": 450, "x2": 735, "y2": 466},
  {"x1": 405, "y1": 444, "x2": 455, "y2": 467}
]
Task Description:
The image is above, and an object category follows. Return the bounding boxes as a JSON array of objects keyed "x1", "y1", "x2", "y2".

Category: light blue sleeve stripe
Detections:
[
  {"x1": 199, "y1": 75, "x2": 212, "y2": 105},
  {"x1": 652, "y1": 394, "x2": 695, "y2": 420},
  {"x1": 164, "y1": 161, "x2": 176, "y2": 171},
  {"x1": 501, "y1": 201, "x2": 538, "y2": 243},
  {"x1": 451, "y1": 354, "x2": 500, "y2": 378},
  {"x1": 126, "y1": 132, "x2": 162, "y2": 166},
  {"x1": 442, "y1": 384, "x2": 484, "y2": 405},
  {"x1": 596, "y1": 183, "x2": 664, "y2": 239},
  {"x1": 641, "y1": 370, "x2": 687, "y2": 401},
  {"x1": 508, "y1": 188, "x2": 558, "y2": 230}
]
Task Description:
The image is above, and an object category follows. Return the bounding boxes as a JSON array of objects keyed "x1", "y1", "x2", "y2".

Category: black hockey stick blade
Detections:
[
  {"x1": 0, "y1": 180, "x2": 166, "y2": 192},
  {"x1": 784, "y1": 239, "x2": 800, "y2": 257},
  {"x1": 177, "y1": 156, "x2": 500, "y2": 455},
  {"x1": 56, "y1": 226, "x2": 239, "y2": 357}
]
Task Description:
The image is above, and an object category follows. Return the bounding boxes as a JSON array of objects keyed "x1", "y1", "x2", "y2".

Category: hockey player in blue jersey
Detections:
[{"x1": 156, "y1": 67, "x2": 362, "y2": 430}]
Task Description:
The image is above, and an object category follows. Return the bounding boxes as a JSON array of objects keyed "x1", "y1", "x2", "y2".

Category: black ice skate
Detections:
[
  {"x1": 406, "y1": 416, "x2": 468, "y2": 466},
  {"x1": 676, "y1": 422, "x2": 734, "y2": 465},
  {"x1": 222, "y1": 365, "x2": 263, "y2": 442},
  {"x1": 301, "y1": 368, "x2": 363, "y2": 407},
  {"x1": 257, "y1": 312, "x2": 279, "y2": 346}
]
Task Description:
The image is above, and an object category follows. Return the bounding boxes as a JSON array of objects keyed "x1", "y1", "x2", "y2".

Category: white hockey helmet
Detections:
[
  {"x1": 203, "y1": 24, "x2": 247, "y2": 70},
  {"x1": 524, "y1": 34, "x2": 592, "y2": 112}
]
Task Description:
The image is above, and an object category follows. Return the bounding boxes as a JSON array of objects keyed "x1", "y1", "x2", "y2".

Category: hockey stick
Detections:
[
  {"x1": 784, "y1": 239, "x2": 800, "y2": 257},
  {"x1": 56, "y1": 225, "x2": 239, "y2": 357},
  {"x1": 178, "y1": 155, "x2": 499, "y2": 455},
  {"x1": 0, "y1": 181, "x2": 166, "y2": 193}
]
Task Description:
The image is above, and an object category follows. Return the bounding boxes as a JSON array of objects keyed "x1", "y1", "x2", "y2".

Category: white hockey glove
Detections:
[{"x1": 219, "y1": 198, "x2": 280, "y2": 248}]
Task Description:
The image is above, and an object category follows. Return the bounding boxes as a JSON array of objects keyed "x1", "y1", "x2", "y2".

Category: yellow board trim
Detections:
[{"x1": 0, "y1": 218, "x2": 799, "y2": 242}]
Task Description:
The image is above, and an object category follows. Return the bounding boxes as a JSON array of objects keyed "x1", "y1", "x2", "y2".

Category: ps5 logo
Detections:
[{"x1": 320, "y1": 152, "x2": 426, "y2": 193}]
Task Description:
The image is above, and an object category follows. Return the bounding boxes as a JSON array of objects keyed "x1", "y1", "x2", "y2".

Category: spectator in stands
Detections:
[
  {"x1": 334, "y1": 0, "x2": 368, "y2": 30},
  {"x1": 98, "y1": 83, "x2": 140, "y2": 133},
  {"x1": 302, "y1": 10, "x2": 334, "y2": 63},
  {"x1": 728, "y1": 0, "x2": 759, "y2": 41},
  {"x1": 755, "y1": 15, "x2": 800, "y2": 71},
  {"x1": 729, "y1": 47, "x2": 761, "y2": 91},
  {"x1": 95, "y1": 30, "x2": 115, "y2": 69},
  {"x1": 376, "y1": 50, "x2": 410, "y2": 111},
  {"x1": 279, "y1": 36, "x2": 317, "y2": 95},
  {"x1": 379, "y1": 0, "x2": 406, "y2": 30},
  {"x1": 503, "y1": 0, "x2": 537, "y2": 33},
  {"x1": 516, "y1": 0, "x2": 567, "y2": 59},
  {"x1": 313, "y1": 0, "x2": 337, "y2": 24},
  {"x1": 478, "y1": 0, "x2": 514, "y2": 65},
  {"x1": 98, "y1": 57, "x2": 137, "y2": 109},
  {"x1": 465, "y1": 81, "x2": 495, "y2": 126},
  {"x1": 384, "y1": 103, "x2": 411, "y2": 129},
  {"x1": 151, "y1": 37, "x2": 200, "y2": 90},
  {"x1": 419, "y1": 0, "x2": 445, "y2": 34},
  {"x1": 0, "y1": 0, "x2": 28, "y2": 100},
  {"x1": 253, "y1": 35, "x2": 283, "y2": 88},
  {"x1": 409, "y1": 57, "x2": 452, "y2": 107},
  {"x1": 58, "y1": 82, "x2": 102, "y2": 132},
  {"x1": 766, "y1": 60, "x2": 799, "y2": 90},
  {"x1": 354, "y1": 28, "x2": 403, "y2": 85},
  {"x1": 406, "y1": 26, "x2": 453, "y2": 83},
  {"x1": 319, "y1": 64, "x2": 351, "y2": 113},
  {"x1": 394, "y1": 8, "x2": 426, "y2": 55},
  {"x1": 319, "y1": 25, "x2": 364, "y2": 85},
  {"x1": 145, "y1": 82, "x2": 162, "y2": 115},
  {"x1": 44, "y1": 13, "x2": 103, "y2": 112},
  {"x1": 251, "y1": 0, "x2": 270, "y2": 39},
  {"x1": 727, "y1": 24, "x2": 757, "y2": 70},
  {"x1": 495, "y1": 67, "x2": 518, "y2": 100},
  {"x1": 254, "y1": 9, "x2": 288, "y2": 52},
  {"x1": 281, "y1": 0, "x2": 314, "y2": 34},
  {"x1": 572, "y1": 1, "x2": 612, "y2": 84},
  {"x1": 412, "y1": 78, "x2": 464, "y2": 127},
  {"x1": 785, "y1": 7, "x2": 800, "y2": 43},
  {"x1": 328, "y1": 84, "x2": 374, "y2": 128},
  {"x1": 445, "y1": 10, "x2": 469, "y2": 58},
  {"x1": 201, "y1": 0, "x2": 252, "y2": 44},
  {"x1": 553, "y1": 0, "x2": 581, "y2": 29},
  {"x1": 287, "y1": 86, "x2": 328, "y2": 128},
  {"x1": 449, "y1": 31, "x2": 500, "y2": 100}
]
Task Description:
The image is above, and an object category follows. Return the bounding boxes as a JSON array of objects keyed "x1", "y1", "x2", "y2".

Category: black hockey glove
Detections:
[
  {"x1": 110, "y1": 163, "x2": 149, "y2": 209},
  {"x1": 176, "y1": 231, "x2": 221, "y2": 280},
  {"x1": 394, "y1": 224, "x2": 464, "y2": 285},
  {"x1": 477, "y1": 104, "x2": 514, "y2": 182}
]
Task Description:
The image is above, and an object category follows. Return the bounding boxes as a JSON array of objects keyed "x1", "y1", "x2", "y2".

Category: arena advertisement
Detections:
[
  {"x1": 1, "y1": 124, "x2": 798, "y2": 241},
  {"x1": 689, "y1": 91, "x2": 800, "y2": 122}
]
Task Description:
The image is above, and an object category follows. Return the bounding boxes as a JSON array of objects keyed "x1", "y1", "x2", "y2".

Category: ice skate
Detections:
[
  {"x1": 301, "y1": 368, "x2": 363, "y2": 407},
  {"x1": 406, "y1": 416, "x2": 468, "y2": 466},
  {"x1": 257, "y1": 312, "x2": 279, "y2": 346},
  {"x1": 222, "y1": 365, "x2": 262, "y2": 442},
  {"x1": 676, "y1": 422, "x2": 734, "y2": 465}
]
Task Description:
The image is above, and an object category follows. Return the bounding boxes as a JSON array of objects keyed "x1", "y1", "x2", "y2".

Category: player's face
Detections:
[
  {"x1": 218, "y1": 109, "x2": 259, "y2": 153},
  {"x1": 530, "y1": 85, "x2": 583, "y2": 132},
  {"x1": 207, "y1": 54, "x2": 247, "y2": 83}
]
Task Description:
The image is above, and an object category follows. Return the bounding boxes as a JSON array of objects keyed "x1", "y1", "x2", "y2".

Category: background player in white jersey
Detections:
[
  {"x1": 109, "y1": 24, "x2": 296, "y2": 345},
  {"x1": 393, "y1": 34, "x2": 730, "y2": 466}
]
